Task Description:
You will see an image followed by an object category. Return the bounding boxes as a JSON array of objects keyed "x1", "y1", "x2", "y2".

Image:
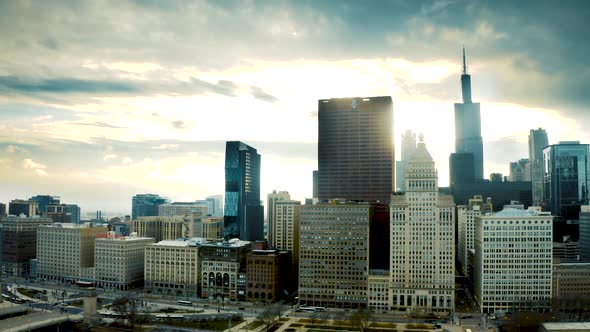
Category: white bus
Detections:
[
  {"x1": 296, "y1": 307, "x2": 317, "y2": 313},
  {"x1": 176, "y1": 300, "x2": 192, "y2": 306}
]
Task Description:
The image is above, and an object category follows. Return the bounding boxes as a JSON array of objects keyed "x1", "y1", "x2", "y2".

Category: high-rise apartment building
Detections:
[
  {"x1": 158, "y1": 203, "x2": 208, "y2": 218},
  {"x1": 396, "y1": 130, "x2": 417, "y2": 192},
  {"x1": 37, "y1": 223, "x2": 108, "y2": 281},
  {"x1": 224, "y1": 141, "x2": 263, "y2": 241},
  {"x1": 318, "y1": 96, "x2": 394, "y2": 203},
  {"x1": 299, "y1": 201, "x2": 372, "y2": 309},
  {"x1": 390, "y1": 137, "x2": 455, "y2": 312},
  {"x1": 474, "y1": 207, "x2": 553, "y2": 313},
  {"x1": 529, "y1": 128, "x2": 549, "y2": 206},
  {"x1": 131, "y1": 194, "x2": 168, "y2": 221},
  {"x1": 0, "y1": 215, "x2": 52, "y2": 277},
  {"x1": 144, "y1": 238, "x2": 204, "y2": 297},
  {"x1": 94, "y1": 232, "x2": 154, "y2": 290},
  {"x1": 267, "y1": 190, "x2": 290, "y2": 247},
  {"x1": 457, "y1": 196, "x2": 493, "y2": 277},
  {"x1": 454, "y1": 48, "x2": 484, "y2": 180},
  {"x1": 8, "y1": 199, "x2": 38, "y2": 217},
  {"x1": 200, "y1": 238, "x2": 251, "y2": 301},
  {"x1": 273, "y1": 200, "x2": 300, "y2": 278}
]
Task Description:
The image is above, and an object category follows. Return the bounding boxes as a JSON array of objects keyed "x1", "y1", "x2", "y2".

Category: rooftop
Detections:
[
  {"x1": 487, "y1": 208, "x2": 552, "y2": 218},
  {"x1": 542, "y1": 322, "x2": 590, "y2": 331}
]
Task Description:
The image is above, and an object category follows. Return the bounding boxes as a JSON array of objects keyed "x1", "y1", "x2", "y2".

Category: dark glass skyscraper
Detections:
[
  {"x1": 318, "y1": 96, "x2": 394, "y2": 203},
  {"x1": 543, "y1": 141, "x2": 589, "y2": 241},
  {"x1": 224, "y1": 141, "x2": 263, "y2": 241},
  {"x1": 131, "y1": 194, "x2": 168, "y2": 221},
  {"x1": 454, "y1": 48, "x2": 484, "y2": 180}
]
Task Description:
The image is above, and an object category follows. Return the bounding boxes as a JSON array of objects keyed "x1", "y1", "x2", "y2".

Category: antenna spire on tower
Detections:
[{"x1": 462, "y1": 45, "x2": 467, "y2": 75}]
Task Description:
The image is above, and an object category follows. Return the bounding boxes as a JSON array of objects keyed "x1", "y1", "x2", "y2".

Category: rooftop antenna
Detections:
[{"x1": 462, "y1": 45, "x2": 468, "y2": 75}]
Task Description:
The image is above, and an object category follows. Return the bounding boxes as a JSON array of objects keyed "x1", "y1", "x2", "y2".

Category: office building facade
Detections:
[
  {"x1": 224, "y1": 141, "x2": 262, "y2": 241},
  {"x1": 390, "y1": 137, "x2": 455, "y2": 312},
  {"x1": 543, "y1": 141, "x2": 590, "y2": 223},
  {"x1": 529, "y1": 128, "x2": 549, "y2": 206},
  {"x1": 454, "y1": 48, "x2": 484, "y2": 180},
  {"x1": 144, "y1": 238, "x2": 204, "y2": 297},
  {"x1": 132, "y1": 216, "x2": 192, "y2": 242},
  {"x1": 457, "y1": 196, "x2": 493, "y2": 277},
  {"x1": 131, "y1": 194, "x2": 168, "y2": 221},
  {"x1": 37, "y1": 223, "x2": 108, "y2": 281},
  {"x1": 0, "y1": 215, "x2": 52, "y2": 277},
  {"x1": 8, "y1": 199, "x2": 38, "y2": 217},
  {"x1": 158, "y1": 203, "x2": 208, "y2": 218},
  {"x1": 299, "y1": 201, "x2": 372, "y2": 309},
  {"x1": 200, "y1": 239, "x2": 251, "y2": 301},
  {"x1": 580, "y1": 205, "x2": 590, "y2": 261},
  {"x1": 95, "y1": 232, "x2": 154, "y2": 290},
  {"x1": 273, "y1": 200, "x2": 301, "y2": 279},
  {"x1": 266, "y1": 190, "x2": 290, "y2": 247},
  {"x1": 246, "y1": 250, "x2": 292, "y2": 302},
  {"x1": 318, "y1": 96, "x2": 394, "y2": 203},
  {"x1": 474, "y1": 207, "x2": 553, "y2": 313}
]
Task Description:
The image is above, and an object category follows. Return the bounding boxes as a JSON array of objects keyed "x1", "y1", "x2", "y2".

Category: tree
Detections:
[
  {"x1": 350, "y1": 308, "x2": 374, "y2": 332},
  {"x1": 111, "y1": 296, "x2": 146, "y2": 328},
  {"x1": 257, "y1": 305, "x2": 281, "y2": 332}
]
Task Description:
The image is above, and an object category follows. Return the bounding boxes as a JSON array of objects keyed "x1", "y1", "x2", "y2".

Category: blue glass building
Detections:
[
  {"x1": 224, "y1": 141, "x2": 262, "y2": 241},
  {"x1": 131, "y1": 193, "x2": 168, "y2": 221},
  {"x1": 543, "y1": 141, "x2": 589, "y2": 240}
]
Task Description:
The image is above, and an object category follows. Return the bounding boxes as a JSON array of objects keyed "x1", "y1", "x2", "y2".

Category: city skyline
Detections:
[{"x1": 1, "y1": 1, "x2": 589, "y2": 213}]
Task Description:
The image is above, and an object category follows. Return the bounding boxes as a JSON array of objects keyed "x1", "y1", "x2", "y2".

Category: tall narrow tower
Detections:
[{"x1": 454, "y1": 48, "x2": 484, "y2": 180}]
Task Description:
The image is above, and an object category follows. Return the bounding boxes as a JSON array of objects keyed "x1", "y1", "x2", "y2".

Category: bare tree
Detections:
[
  {"x1": 112, "y1": 296, "x2": 145, "y2": 328},
  {"x1": 350, "y1": 308, "x2": 374, "y2": 332},
  {"x1": 257, "y1": 305, "x2": 281, "y2": 332}
]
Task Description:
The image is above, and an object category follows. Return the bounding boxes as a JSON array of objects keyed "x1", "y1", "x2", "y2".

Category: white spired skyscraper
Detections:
[{"x1": 390, "y1": 135, "x2": 455, "y2": 313}]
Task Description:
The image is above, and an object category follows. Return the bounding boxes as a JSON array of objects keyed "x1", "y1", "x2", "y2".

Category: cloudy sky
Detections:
[{"x1": 1, "y1": 0, "x2": 589, "y2": 215}]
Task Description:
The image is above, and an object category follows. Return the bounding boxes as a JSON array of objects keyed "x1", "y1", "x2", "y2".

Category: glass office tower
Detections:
[
  {"x1": 224, "y1": 141, "x2": 263, "y2": 241},
  {"x1": 318, "y1": 96, "x2": 394, "y2": 203}
]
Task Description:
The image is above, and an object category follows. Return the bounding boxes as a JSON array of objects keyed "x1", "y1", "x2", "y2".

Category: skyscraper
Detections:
[
  {"x1": 266, "y1": 190, "x2": 290, "y2": 246},
  {"x1": 396, "y1": 130, "x2": 417, "y2": 192},
  {"x1": 8, "y1": 199, "x2": 38, "y2": 217},
  {"x1": 131, "y1": 194, "x2": 168, "y2": 221},
  {"x1": 529, "y1": 128, "x2": 549, "y2": 206},
  {"x1": 454, "y1": 48, "x2": 484, "y2": 180},
  {"x1": 390, "y1": 136, "x2": 455, "y2": 312},
  {"x1": 206, "y1": 195, "x2": 224, "y2": 217},
  {"x1": 508, "y1": 158, "x2": 531, "y2": 182},
  {"x1": 543, "y1": 141, "x2": 589, "y2": 240},
  {"x1": 224, "y1": 141, "x2": 263, "y2": 241},
  {"x1": 318, "y1": 96, "x2": 394, "y2": 203}
]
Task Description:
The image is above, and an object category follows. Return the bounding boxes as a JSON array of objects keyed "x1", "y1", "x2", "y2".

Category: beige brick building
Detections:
[
  {"x1": 144, "y1": 238, "x2": 206, "y2": 297},
  {"x1": 272, "y1": 200, "x2": 300, "y2": 277},
  {"x1": 133, "y1": 216, "x2": 192, "y2": 241},
  {"x1": 95, "y1": 232, "x2": 154, "y2": 290},
  {"x1": 37, "y1": 223, "x2": 108, "y2": 281}
]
